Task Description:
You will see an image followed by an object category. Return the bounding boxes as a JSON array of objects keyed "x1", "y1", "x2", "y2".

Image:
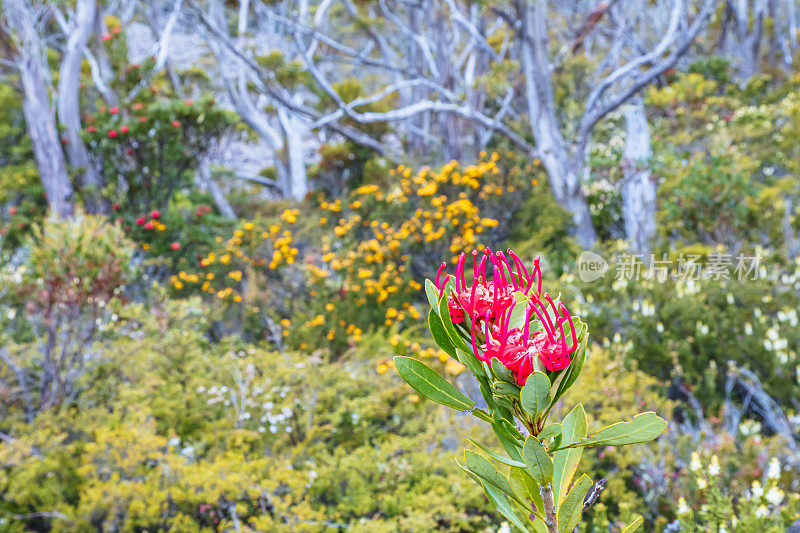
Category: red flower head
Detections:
[
  {"x1": 112, "y1": 26, "x2": 121, "y2": 34},
  {"x1": 9, "y1": 206, "x2": 17, "y2": 215},
  {"x1": 145, "y1": 221, "x2": 155, "y2": 229},
  {"x1": 476, "y1": 295, "x2": 578, "y2": 385},
  {"x1": 136, "y1": 216, "x2": 146, "y2": 225},
  {"x1": 120, "y1": 125, "x2": 129, "y2": 133},
  {"x1": 185, "y1": 99, "x2": 193, "y2": 105},
  {"x1": 101, "y1": 33, "x2": 112, "y2": 41},
  {"x1": 110, "y1": 106, "x2": 119, "y2": 114},
  {"x1": 150, "y1": 210, "x2": 161, "y2": 219},
  {"x1": 133, "y1": 102, "x2": 144, "y2": 111},
  {"x1": 125, "y1": 148, "x2": 135, "y2": 156},
  {"x1": 108, "y1": 130, "x2": 118, "y2": 138},
  {"x1": 171, "y1": 120, "x2": 181, "y2": 128},
  {"x1": 86, "y1": 126, "x2": 97, "y2": 133},
  {"x1": 170, "y1": 242, "x2": 181, "y2": 250},
  {"x1": 112, "y1": 203, "x2": 120, "y2": 211},
  {"x1": 436, "y1": 248, "x2": 542, "y2": 324}
]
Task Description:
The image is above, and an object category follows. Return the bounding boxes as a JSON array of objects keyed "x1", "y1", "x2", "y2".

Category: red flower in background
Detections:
[
  {"x1": 170, "y1": 242, "x2": 181, "y2": 250},
  {"x1": 171, "y1": 120, "x2": 181, "y2": 128},
  {"x1": 101, "y1": 33, "x2": 112, "y2": 41},
  {"x1": 86, "y1": 126, "x2": 97, "y2": 133},
  {"x1": 150, "y1": 210, "x2": 161, "y2": 219},
  {"x1": 136, "y1": 216, "x2": 146, "y2": 225},
  {"x1": 120, "y1": 125, "x2": 129, "y2": 133},
  {"x1": 108, "y1": 130, "x2": 118, "y2": 138},
  {"x1": 110, "y1": 106, "x2": 119, "y2": 114}
]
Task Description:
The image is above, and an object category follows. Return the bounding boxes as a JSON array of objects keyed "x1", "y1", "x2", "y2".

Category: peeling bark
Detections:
[{"x1": 622, "y1": 98, "x2": 656, "y2": 254}]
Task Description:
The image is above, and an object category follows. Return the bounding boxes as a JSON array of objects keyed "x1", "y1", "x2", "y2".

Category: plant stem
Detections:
[{"x1": 539, "y1": 482, "x2": 559, "y2": 533}]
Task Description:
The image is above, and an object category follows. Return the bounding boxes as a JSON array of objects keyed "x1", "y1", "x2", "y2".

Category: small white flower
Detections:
[
  {"x1": 767, "y1": 457, "x2": 781, "y2": 479},
  {"x1": 751, "y1": 480, "x2": 763, "y2": 498},
  {"x1": 765, "y1": 486, "x2": 783, "y2": 505},
  {"x1": 697, "y1": 477, "x2": 708, "y2": 489},
  {"x1": 755, "y1": 505, "x2": 768, "y2": 518},
  {"x1": 690, "y1": 452, "x2": 702, "y2": 472},
  {"x1": 676, "y1": 497, "x2": 690, "y2": 515},
  {"x1": 744, "y1": 323, "x2": 753, "y2": 335},
  {"x1": 708, "y1": 455, "x2": 720, "y2": 477}
]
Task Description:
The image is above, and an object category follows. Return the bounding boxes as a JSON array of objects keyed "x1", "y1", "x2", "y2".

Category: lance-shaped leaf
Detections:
[
  {"x1": 523, "y1": 436, "x2": 554, "y2": 484},
  {"x1": 464, "y1": 450, "x2": 524, "y2": 505},
  {"x1": 467, "y1": 438, "x2": 526, "y2": 468},
  {"x1": 551, "y1": 320, "x2": 589, "y2": 406},
  {"x1": 425, "y1": 279, "x2": 440, "y2": 312},
  {"x1": 494, "y1": 381, "x2": 522, "y2": 399},
  {"x1": 556, "y1": 412, "x2": 668, "y2": 450},
  {"x1": 553, "y1": 404, "x2": 587, "y2": 504},
  {"x1": 438, "y1": 287, "x2": 472, "y2": 353},
  {"x1": 557, "y1": 474, "x2": 592, "y2": 533},
  {"x1": 538, "y1": 423, "x2": 562, "y2": 442},
  {"x1": 429, "y1": 309, "x2": 456, "y2": 357},
  {"x1": 492, "y1": 421, "x2": 524, "y2": 462},
  {"x1": 456, "y1": 347, "x2": 486, "y2": 380},
  {"x1": 621, "y1": 517, "x2": 644, "y2": 533},
  {"x1": 481, "y1": 480, "x2": 532, "y2": 533},
  {"x1": 520, "y1": 371, "x2": 551, "y2": 418},
  {"x1": 491, "y1": 357, "x2": 518, "y2": 384},
  {"x1": 393, "y1": 356, "x2": 474, "y2": 411},
  {"x1": 509, "y1": 466, "x2": 545, "y2": 516}
]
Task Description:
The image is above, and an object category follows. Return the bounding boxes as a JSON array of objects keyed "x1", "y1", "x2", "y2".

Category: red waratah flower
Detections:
[
  {"x1": 110, "y1": 106, "x2": 119, "y2": 114},
  {"x1": 101, "y1": 33, "x2": 112, "y2": 41},
  {"x1": 150, "y1": 210, "x2": 160, "y2": 219},
  {"x1": 185, "y1": 99, "x2": 193, "y2": 105},
  {"x1": 138, "y1": 116, "x2": 148, "y2": 122},
  {"x1": 9, "y1": 206, "x2": 17, "y2": 215},
  {"x1": 108, "y1": 130, "x2": 118, "y2": 138},
  {"x1": 126, "y1": 148, "x2": 135, "y2": 156},
  {"x1": 145, "y1": 221, "x2": 155, "y2": 229},
  {"x1": 170, "y1": 242, "x2": 181, "y2": 250},
  {"x1": 476, "y1": 295, "x2": 578, "y2": 384},
  {"x1": 136, "y1": 216, "x2": 146, "y2": 225},
  {"x1": 133, "y1": 102, "x2": 144, "y2": 110},
  {"x1": 86, "y1": 126, "x2": 97, "y2": 133},
  {"x1": 112, "y1": 203, "x2": 120, "y2": 211},
  {"x1": 436, "y1": 249, "x2": 542, "y2": 324},
  {"x1": 120, "y1": 125, "x2": 129, "y2": 133},
  {"x1": 171, "y1": 120, "x2": 180, "y2": 128},
  {"x1": 112, "y1": 26, "x2": 121, "y2": 34}
]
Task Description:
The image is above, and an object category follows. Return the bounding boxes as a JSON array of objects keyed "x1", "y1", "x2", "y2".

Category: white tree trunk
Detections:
[
  {"x1": 278, "y1": 104, "x2": 309, "y2": 200},
  {"x1": 622, "y1": 98, "x2": 656, "y2": 254},
  {"x1": 5, "y1": 0, "x2": 74, "y2": 218},
  {"x1": 519, "y1": 0, "x2": 597, "y2": 249},
  {"x1": 58, "y1": 0, "x2": 106, "y2": 213}
]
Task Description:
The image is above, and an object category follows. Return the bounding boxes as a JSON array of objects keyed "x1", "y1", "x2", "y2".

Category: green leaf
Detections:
[
  {"x1": 558, "y1": 412, "x2": 668, "y2": 450},
  {"x1": 520, "y1": 371, "x2": 551, "y2": 418},
  {"x1": 509, "y1": 466, "x2": 544, "y2": 515},
  {"x1": 493, "y1": 381, "x2": 522, "y2": 399},
  {"x1": 552, "y1": 404, "x2": 587, "y2": 504},
  {"x1": 491, "y1": 357, "x2": 517, "y2": 384},
  {"x1": 429, "y1": 309, "x2": 456, "y2": 358},
  {"x1": 456, "y1": 348, "x2": 486, "y2": 379},
  {"x1": 538, "y1": 423, "x2": 562, "y2": 442},
  {"x1": 481, "y1": 480, "x2": 532, "y2": 533},
  {"x1": 425, "y1": 278, "x2": 440, "y2": 312},
  {"x1": 557, "y1": 474, "x2": 592, "y2": 533},
  {"x1": 467, "y1": 438, "x2": 526, "y2": 468},
  {"x1": 464, "y1": 450, "x2": 521, "y2": 502},
  {"x1": 491, "y1": 421, "x2": 524, "y2": 462},
  {"x1": 523, "y1": 436, "x2": 554, "y2": 484},
  {"x1": 393, "y1": 356, "x2": 474, "y2": 411},
  {"x1": 438, "y1": 288, "x2": 472, "y2": 353},
  {"x1": 621, "y1": 516, "x2": 644, "y2": 533},
  {"x1": 551, "y1": 320, "x2": 589, "y2": 406}
]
